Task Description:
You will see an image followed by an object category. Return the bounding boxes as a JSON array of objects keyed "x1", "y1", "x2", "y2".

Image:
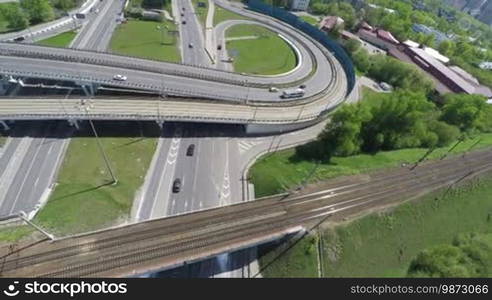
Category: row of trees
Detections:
[
  {"x1": 408, "y1": 233, "x2": 492, "y2": 277},
  {"x1": 297, "y1": 92, "x2": 491, "y2": 162},
  {"x1": 0, "y1": 0, "x2": 77, "y2": 31}
]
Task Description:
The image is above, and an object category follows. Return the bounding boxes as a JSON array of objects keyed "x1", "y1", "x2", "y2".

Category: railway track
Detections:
[{"x1": 1, "y1": 149, "x2": 491, "y2": 277}]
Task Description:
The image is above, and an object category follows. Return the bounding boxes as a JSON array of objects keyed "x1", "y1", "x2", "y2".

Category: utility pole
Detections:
[{"x1": 83, "y1": 106, "x2": 118, "y2": 185}]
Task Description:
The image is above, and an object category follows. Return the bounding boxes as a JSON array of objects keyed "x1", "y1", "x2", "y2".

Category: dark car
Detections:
[
  {"x1": 182, "y1": 20, "x2": 186, "y2": 24},
  {"x1": 299, "y1": 84, "x2": 307, "y2": 89},
  {"x1": 217, "y1": 44, "x2": 222, "y2": 50},
  {"x1": 13, "y1": 36, "x2": 25, "y2": 42},
  {"x1": 172, "y1": 179, "x2": 182, "y2": 193},
  {"x1": 186, "y1": 144, "x2": 195, "y2": 156}
]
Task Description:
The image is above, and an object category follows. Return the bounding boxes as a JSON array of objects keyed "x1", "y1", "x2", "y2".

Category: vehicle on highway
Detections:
[
  {"x1": 269, "y1": 87, "x2": 279, "y2": 92},
  {"x1": 217, "y1": 44, "x2": 222, "y2": 50},
  {"x1": 299, "y1": 84, "x2": 307, "y2": 89},
  {"x1": 172, "y1": 179, "x2": 182, "y2": 193},
  {"x1": 281, "y1": 88, "x2": 305, "y2": 99},
  {"x1": 182, "y1": 20, "x2": 186, "y2": 24},
  {"x1": 188, "y1": 43, "x2": 193, "y2": 48},
  {"x1": 181, "y1": 13, "x2": 184, "y2": 16},
  {"x1": 113, "y1": 74, "x2": 127, "y2": 81},
  {"x1": 186, "y1": 144, "x2": 195, "y2": 156},
  {"x1": 13, "y1": 36, "x2": 25, "y2": 42}
]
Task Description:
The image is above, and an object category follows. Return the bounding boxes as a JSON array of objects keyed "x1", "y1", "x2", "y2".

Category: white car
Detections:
[
  {"x1": 269, "y1": 87, "x2": 279, "y2": 92},
  {"x1": 113, "y1": 74, "x2": 127, "y2": 81}
]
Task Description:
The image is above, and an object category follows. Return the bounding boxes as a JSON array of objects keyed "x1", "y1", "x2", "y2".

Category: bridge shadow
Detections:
[
  {"x1": 1, "y1": 121, "x2": 281, "y2": 139},
  {"x1": 145, "y1": 233, "x2": 298, "y2": 278}
]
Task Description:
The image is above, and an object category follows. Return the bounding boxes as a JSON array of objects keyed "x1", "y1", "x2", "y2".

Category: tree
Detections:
[
  {"x1": 344, "y1": 38, "x2": 361, "y2": 53},
  {"x1": 51, "y1": 0, "x2": 76, "y2": 11},
  {"x1": 351, "y1": 48, "x2": 371, "y2": 73},
  {"x1": 20, "y1": 0, "x2": 54, "y2": 24},
  {"x1": 438, "y1": 40, "x2": 456, "y2": 57},
  {"x1": 408, "y1": 245, "x2": 480, "y2": 277},
  {"x1": 318, "y1": 103, "x2": 372, "y2": 158},
  {"x1": 1, "y1": 3, "x2": 28, "y2": 30},
  {"x1": 440, "y1": 94, "x2": 490, "y2": 133},
  {"x1": 408, "y1": 233, "x2": 491, "y2": 277},
  {"x1": 142, "y1": 0, "x2": 170, "y2": 9}
]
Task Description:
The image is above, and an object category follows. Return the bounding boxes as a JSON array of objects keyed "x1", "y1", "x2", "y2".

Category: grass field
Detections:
[
  {"x1": 0, "y1": 134, "x2": 6, "y2": 147},
  {"x1": 226, "y1": 24, "x2": 297, "y2": 75},
  {"x1": 213, "y1": 5, "x2": 249, "y2": 26},
  {"x1": 110, "y1": 19, "x2": 180, "y2": 63},
  {"x1": 300, "y1": 15, "x2": 319, "y2": 26},
  {"x1": 249, "y1": 133, "x2": 492, "y2": 197},
  {"x1": 36, "y1": 31, "x2": 77, "y2": 47},
  {"x1": 261, "y1": 172, "x2": 492, "y2": 277},
  {"x1": 34, "y1": 122, "x2": 158, "y2": 236},
  {"x1": 0, "y1": 226, "x2": 35, "y2": 243}
]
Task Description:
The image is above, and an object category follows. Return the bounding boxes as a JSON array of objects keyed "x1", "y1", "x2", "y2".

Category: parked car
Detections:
[
  {"x1": 172, "y1": 179, "x2": 182, "y2": 193},
  {"x1": 186, "y1": 144, "x2": 195, "y2": 156},
  {"x1": 113, "y1": 74, "x2": 127, "y2": 81}
]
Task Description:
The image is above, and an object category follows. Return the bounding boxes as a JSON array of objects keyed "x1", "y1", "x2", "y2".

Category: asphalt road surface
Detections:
[
  {"x1": 0, "y1": 121, "x2": 72, "y2": 217},
  {"x1": 70, "y1": 0, "x2": 125, "y2": 50}
]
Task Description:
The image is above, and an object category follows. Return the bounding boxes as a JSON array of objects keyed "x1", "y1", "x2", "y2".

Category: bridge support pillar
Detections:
[
  {"x1": 68, "y1": 119, "x2": 80, "y2": 130},
  {"x1": 156, "y1": 120, "x2": 164, "y2": 130},
  {"x1": 0, "y1": 120, "x2": 10, "y2": 131}
]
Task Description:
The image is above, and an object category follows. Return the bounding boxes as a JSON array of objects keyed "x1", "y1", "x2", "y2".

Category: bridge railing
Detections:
[{"x1": 246, "y1": 0, "x2": 356, "y2": 96}]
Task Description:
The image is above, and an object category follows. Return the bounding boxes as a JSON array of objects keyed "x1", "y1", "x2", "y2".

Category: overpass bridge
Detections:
[
  {"x1": 0, "y1": 0, "x2": 354, "y2": 132},
  {"x1": 1, "y1": 149, "x2": 491, "y2": 277}
]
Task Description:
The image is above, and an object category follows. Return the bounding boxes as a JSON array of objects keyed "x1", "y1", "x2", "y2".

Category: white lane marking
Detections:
[
  {"x1": 8, "y1": 136, "x2": 47, "y2": 215},
  {"x1": 149, "y1": 132, "x2": 182, "y2": 217}
]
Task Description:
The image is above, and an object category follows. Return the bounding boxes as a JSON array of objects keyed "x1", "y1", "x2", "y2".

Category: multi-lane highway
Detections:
[
  {"x1": 70, "y1": 0, "x2": 126, "y2": 50},
  {"x1": 178, "y1": 0, "x2": 212, "y2": 66},
  {"x1": 2, "y1": 148, "x2": 491, "y2": 278}
]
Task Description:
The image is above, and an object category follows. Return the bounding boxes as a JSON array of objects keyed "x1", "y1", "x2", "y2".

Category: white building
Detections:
[{"x1": 290, "y1": 0, "x2": 310, "y2": 11}]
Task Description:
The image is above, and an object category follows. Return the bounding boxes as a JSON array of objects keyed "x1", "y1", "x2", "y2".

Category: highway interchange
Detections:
[{"x1": 0, "y1": 0, "x2": 351, "y2": 277}]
